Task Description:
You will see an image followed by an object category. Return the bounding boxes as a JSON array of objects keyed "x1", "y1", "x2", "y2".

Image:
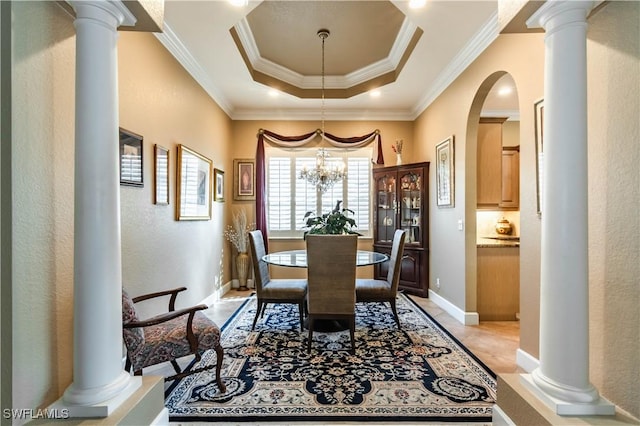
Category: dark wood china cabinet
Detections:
[{"x1": 373, "y1": 162, "x2": 430, "y2": 297}]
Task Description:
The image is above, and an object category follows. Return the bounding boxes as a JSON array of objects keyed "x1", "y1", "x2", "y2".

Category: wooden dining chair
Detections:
[
  {"x1": 356, "y1": 229, "x2": 406, "y2": 328},
  {"x1": 306, "y1": 234, "x2": 358, "y2": 354},
  {"x1": 248, "y1": 230, "x2": 308, "y2": 331}
]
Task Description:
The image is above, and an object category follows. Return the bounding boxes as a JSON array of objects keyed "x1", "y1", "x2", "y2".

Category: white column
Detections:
[
  {"x1": 60, "y1": 1, "x2": 140, "y2": 415},
  {"x1": 524, "y1": 1, "x2": 613, "y2": 415}
]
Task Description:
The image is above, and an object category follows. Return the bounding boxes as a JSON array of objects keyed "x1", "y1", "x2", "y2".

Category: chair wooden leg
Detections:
[
  {"x1": 307, "y1": 317, "x2": 314, "y2": 353},
  {"x1": 349, "y1": 316, "x2": 356, "y2": 355},
  {"x1": 252, "y1": 300, "x2": 263, "y2": 330},
  {"x1": 298, "y1": 301, "x2": 304, "y2": 331},
  {"x1": 390, "y1": 299, "x2": 401, "y2": 328},
  {"x1": 214, "y1": 343, "x2": 226, "y2": 393}
]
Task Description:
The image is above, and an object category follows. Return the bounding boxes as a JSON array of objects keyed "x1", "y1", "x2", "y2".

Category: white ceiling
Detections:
[{"x1": 156, "y1": 0, "x2": 519, "y2": 121}]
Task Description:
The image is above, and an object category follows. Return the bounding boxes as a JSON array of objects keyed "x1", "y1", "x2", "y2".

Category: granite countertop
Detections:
[{"x1": 477, "y1": 236, "x2": 520, "y2": 248}]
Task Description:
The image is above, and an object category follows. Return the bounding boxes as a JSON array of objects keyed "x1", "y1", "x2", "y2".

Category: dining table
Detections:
[
  {"x1": 262, "y1": 249, "x2": 389, "y2": 332},
  {"x1": 262, "y1": 249, "x2": 388, "y2": 268}
]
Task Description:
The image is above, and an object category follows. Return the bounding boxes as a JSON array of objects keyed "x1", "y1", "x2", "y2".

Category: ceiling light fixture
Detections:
[
  {"x1": 409, "y1": 0, "x2": 427, "y2": 9},
  {"x1": 228, "y1": 0, "x2": 248, "y2": 7},
  {"x1": 498, "y1": 86, "x2": 513, "y2": 96},
  {"x1": 299, "y1": 29, "x2": 346, "y2": 194}
]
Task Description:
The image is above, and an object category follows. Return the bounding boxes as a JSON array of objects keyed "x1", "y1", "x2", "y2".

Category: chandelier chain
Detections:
[{"x1": 298, "y1": 29, "x2": 346, "y2": 194}]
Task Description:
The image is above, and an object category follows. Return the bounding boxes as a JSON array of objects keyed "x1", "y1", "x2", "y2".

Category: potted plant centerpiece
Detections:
[
  {"x1": 224, "y1": 209, "x2": 254, "y2": 290},
  {"x1": 303, "y1": 200, "x2": 361, "y2": 239}
]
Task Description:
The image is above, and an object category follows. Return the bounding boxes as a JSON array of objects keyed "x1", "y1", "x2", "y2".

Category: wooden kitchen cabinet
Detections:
[
  {"x1": 477, "y1": 246, "x2": 520, "y2": 321},
  {"x1": 477, "y1": 118, "x2": 519, "y2": 210},
  {"x1": 477, "y1": 118, "x2": 504, "y2": 207},
  {"x1": 500, "y1": 147, "x2": 520, "y2": 208}
]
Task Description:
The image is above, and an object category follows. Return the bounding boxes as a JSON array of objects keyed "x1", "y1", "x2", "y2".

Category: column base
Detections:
[
  {"x1": 521, "y1": 373, "x2": 615, "y2": 416},
  {"x1": 55, "y1": 374, "x2": 141, "y2": 417}
]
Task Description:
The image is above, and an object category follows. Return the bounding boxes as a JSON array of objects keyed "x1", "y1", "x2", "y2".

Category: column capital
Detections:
[
  {"x1": 68, "y1": 0, "x2": 137, "y2": 28},
  {"x1": 526, "y1": 1, "x2": 594, "y2": 32}
]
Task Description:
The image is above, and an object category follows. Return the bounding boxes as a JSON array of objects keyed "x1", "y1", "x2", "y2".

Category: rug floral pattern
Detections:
[{"x1": 165, "y1": 293, "x2": 497, "y2": 422}]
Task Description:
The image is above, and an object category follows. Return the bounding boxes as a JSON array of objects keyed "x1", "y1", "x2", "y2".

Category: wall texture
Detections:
[
  {"x1": 12, "y1": 1, "x2": 76, "y2": 414},
  {"x1": 586, "y1": 1, "x2": 639, "y2": 418},
  {"x1": 10, "y1": 2, "x2": 233, "y2": 415},
  {"x1": 411, "y1": 34, "x2": 545, "y2": 360},
  {"x1": 117, "y1": 31, "x2": 233, "y2": 318}
]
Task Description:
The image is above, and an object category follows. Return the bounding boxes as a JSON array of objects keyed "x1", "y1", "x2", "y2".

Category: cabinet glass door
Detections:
[
  {"x1": 375, "y1": 173, "x2": 396, "y2": 243},
  {"x1": 399, "y1": 171, "x2": 422, "y2": 246}
]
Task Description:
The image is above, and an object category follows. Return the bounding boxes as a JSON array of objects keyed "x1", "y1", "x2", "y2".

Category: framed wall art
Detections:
[
  {"x1": 154, "y1": 144, "x2": 169, "y2": 205},
  {"x1": 534, "y1": 98, "x2": 544, "y2": 217},
  {"x1": 119, "y1": 128, "x2": 143, "y2": 187},
  {"x1": 214, "y1": 168, "x2": 225, "y2": 202},
  {"x1": 233, "y1": 159, "x2": 255, "y2": 201},
  {"x1": 436, "y1": 135, "x2": 455, "y2": 208},
  {"x1": 176, "y1": 144, "x2": 212, "y2": 221}
]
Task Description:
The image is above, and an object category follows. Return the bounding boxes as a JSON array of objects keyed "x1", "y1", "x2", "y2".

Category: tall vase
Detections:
[
  {"x1": 396, "y1": 153, "x2": 403, "y2": 165},
  {"x1": 236, "y1": 251, "x2": 250, "y2": 291}
]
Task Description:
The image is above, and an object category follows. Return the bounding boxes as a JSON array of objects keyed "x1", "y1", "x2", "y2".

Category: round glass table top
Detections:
[{"x1": 262, "y1": 250, "x2": 388, "y2": 268}]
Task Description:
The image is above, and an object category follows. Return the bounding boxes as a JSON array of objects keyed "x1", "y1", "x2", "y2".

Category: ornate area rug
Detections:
[{"x1": 165, "y1": 293, "x2": 496, "y2": 422}]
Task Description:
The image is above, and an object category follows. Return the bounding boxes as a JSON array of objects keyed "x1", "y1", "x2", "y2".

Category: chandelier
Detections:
[
  {"x1": 299, "y1": 29, "x2": 346, "y2": 193},
  {"x1": 300, "y1": 148, "x2": 346, "y2": 193}
]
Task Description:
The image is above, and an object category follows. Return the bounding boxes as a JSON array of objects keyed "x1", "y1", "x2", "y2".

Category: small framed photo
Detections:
[
  {"x1": 233, "y1": 159, "x2": 255, "y2": 201},
  {"x1": 214, "y1": 168, "x2": 225, "y2": 202},
  {"x1": 534, "y1": 98, "x2": 544, "y2": 217},
  {"x1": 436, "y1": 135, "x2": 455, "y2": 208},
  {"x1": 119, "y1": 128, "x2": 143, "y2": 187},
  {"x1": 154, "y1": 144, "x2": 169, "y2": 205},
  {"x1": 176, "y1": 144, "x2": 212, "y2": 221}
]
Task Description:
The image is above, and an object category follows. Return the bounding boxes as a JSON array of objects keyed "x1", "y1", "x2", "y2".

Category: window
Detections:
[{"x1": 266, "y1": 147, "x2": 372, "y2": 238}]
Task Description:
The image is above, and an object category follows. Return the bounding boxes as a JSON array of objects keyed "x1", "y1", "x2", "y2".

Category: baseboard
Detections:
[
  {"x1": 200, "y1": 282, "x2": 232, "y2": 307},
  {"x1": 516, "y1": 348, "x2": 539, "y2": 373},
  {"x1": 428, "y1": 289, "x2": 479, "y2": 325},
  {"x1": 492, "y1": 403, "x2": 517, "y2": 425}
]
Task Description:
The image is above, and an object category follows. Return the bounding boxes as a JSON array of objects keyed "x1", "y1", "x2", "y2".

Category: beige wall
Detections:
[
  {"x1": 118, "y1": 31, "x2": 233, "y2": 317},
  {"x1": 586, "y1": 1, "x2": 639, "y2": 418},
  {"x1": 12, "y1": 1, "x2": 76, "y2": 413},
  {"x1": 9, "y1": 2, "x2": 234, "y2": 415},
  {"x1": 412, "y1": 33, "x2": 545, "y2": 359}
]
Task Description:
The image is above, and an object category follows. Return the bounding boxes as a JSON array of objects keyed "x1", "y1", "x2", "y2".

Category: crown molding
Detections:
[
  {"x1": 233, "y1": 17, "x2": 418, "y2": 90},
  {"x1": 231, "y1": 107, "x2": 415, "y2": 122},
  {"x1": 154, "y1": 23, "x2": 233, "y2": 116},
  {"x1": 411, "y1": 10, "x2": 499, "y2": 119},
  {"x1": 481, "y1": 109, "x2": 521, "y2": 121}
]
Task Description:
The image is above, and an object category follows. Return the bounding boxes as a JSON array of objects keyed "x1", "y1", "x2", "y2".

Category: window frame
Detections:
[{"x1": 265, "y1": 146, "x2": 373, "y2": 239}]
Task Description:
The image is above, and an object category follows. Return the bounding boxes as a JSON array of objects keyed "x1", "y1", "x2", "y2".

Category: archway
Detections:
[{"x1": 465, "y1": 71, "x2": 521, "y2": 327}]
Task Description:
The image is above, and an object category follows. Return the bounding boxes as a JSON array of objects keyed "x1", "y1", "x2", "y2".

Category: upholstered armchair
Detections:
[
  {"x1": 356, "y1": 229, "x2": 406, "y2": 328},
  {"x1": 306, "y1": 234, "x2": 358, "y2": 354},
  {"x1": 248, "y1": 230, "x2": 307, "y2": 331},
  {"x1": 122, "y1": 287, "x2": 226, "y2": 392}
]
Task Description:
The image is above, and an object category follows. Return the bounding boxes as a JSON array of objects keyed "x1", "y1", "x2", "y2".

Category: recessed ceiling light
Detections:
[
  {"x1": 409, "y1": 0, "x2": 427, "y2": 9},
  {"x1": 370, "y1": 90, "x2": 381, "y2": 98},
  {"x1": 268, "y1": 89, "x2": 279, "y2": 98},
  {"x1": 498, "y1": 86, "x2": 513, "y2": 96},
  {"x1": 228, "y1": 0, "x2": 248, "y2": 7}
]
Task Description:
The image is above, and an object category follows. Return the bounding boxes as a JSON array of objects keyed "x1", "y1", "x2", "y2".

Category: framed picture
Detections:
[
  {"x1": 436, "y1": 135, "x2": 455, "y2": 208},
  {"x1": 534, "y1": 98, "x2": 544, "y2": 217},
  {"x1": 176, "y1": 144, "x2": 212, "y2": 221},
  {"x1": 119, "y1": 128, "x2": 143, "y2": 187},
  {"x1": 154, "y1": 144, "x2": 169, "y2": 205},
  {"x1": 214, "y1": 168, "x2": 225, "y2": 202},
  {"x1": 233, "y1": 159, "x2": 255, "y2": 201}
]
